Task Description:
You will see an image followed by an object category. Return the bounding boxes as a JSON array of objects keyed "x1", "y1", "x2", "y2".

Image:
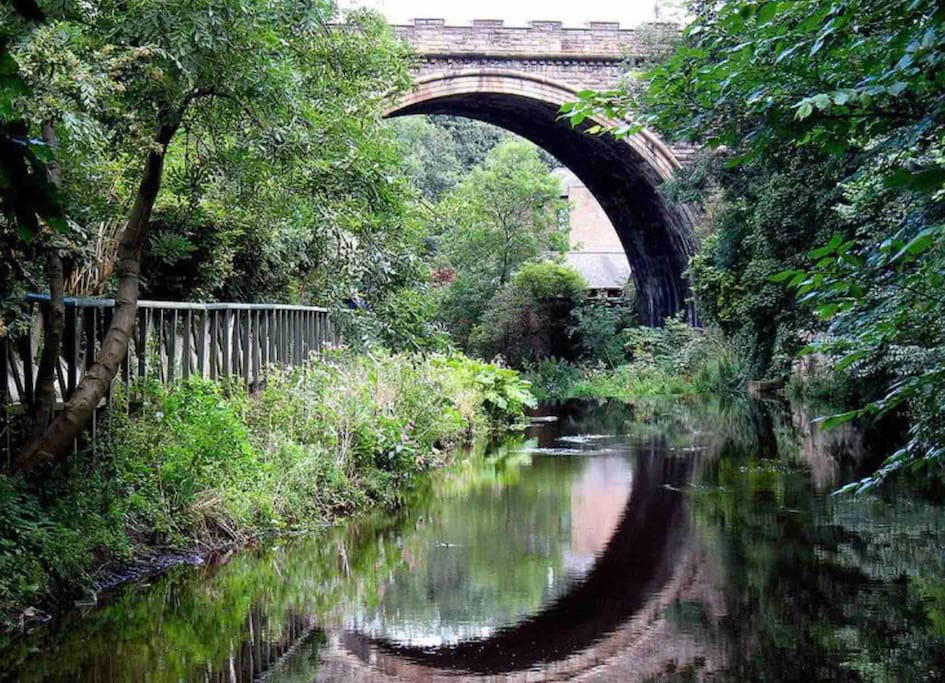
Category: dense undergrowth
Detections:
[
  {"x1": 526, "y1": 316, "x2": 749, "y2": 402},
  {"x1": 0, "y1": 350, "x2": 533, "y2": 629}
]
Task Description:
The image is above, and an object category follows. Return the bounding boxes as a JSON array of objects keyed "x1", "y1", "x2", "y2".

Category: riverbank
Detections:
[
  {"x1": 525, "y1": 325, "x2": 749, "y2": 403},
  {"x1": 0, "y1": 350, "x2": 534, "y2": 631}
]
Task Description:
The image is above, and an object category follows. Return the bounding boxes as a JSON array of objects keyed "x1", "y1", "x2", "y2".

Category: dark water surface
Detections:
[{"x1": 4, "y1": 398, "x2": 945, "y2": 681}]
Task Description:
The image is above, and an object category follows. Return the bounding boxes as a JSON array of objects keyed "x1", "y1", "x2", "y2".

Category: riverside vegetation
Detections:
[{"x1": 0, "y1": 351, "x2": 534, "y2": 628}]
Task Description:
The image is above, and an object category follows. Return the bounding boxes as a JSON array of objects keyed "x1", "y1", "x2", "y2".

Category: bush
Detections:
[
  {"x1": 471, "y1": 261, "x2": 586, "y2": 368},
  {"x1": 571, "y1": 293, "x2": 638, "y2": 366},
  {"x1": 339, "y1": 284, "x2": 452, "y2": 353}
]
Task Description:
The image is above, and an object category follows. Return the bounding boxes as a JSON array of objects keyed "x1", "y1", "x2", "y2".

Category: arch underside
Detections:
[{"x1": 387, "y1": 72, "x2": 696, "y2": 324}]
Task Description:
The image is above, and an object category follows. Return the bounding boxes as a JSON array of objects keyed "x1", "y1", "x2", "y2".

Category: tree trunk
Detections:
[
  {"x1": 29, "y1": 252, "x2": 65, "y2": 440},
  {"x1": 16, "y1": 119, "x2": 179, "y2": 472},
  {"x1": 27, "y1": 123, "x2": 66, "y2": 440}
]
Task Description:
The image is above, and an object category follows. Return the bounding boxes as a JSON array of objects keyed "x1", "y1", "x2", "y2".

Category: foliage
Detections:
[
  {"x1": 1, "y1": 1, "x2": 426, "y2": 336},
  {"x1": 526, "y1": 318, "x2": 749, "y2": 402},
  {"x1": 433, "y1": 116, "x2": 514, "y2": 172},
  {"x1": 0, "y1": 350, "x2": 533, "y2": 624},
  {"x1": 431, "y1": 139, "x2": 569, "y2": 347},
  {"x1": 336, "y1": 282, "x2": 451, "y2": 353},
  {"x1": 564, "y1": 0, "x2": 945, "y2": 161},
  {"x1": 684, "y1": 150, "x2": 850, "y2": 378},
  {"x1": 389, "y1": 115, "x2": 560, "y2": 204},
  {"x1": 775, "y1": 179, "x2": 945, "y2": 492},
  {"x1": 387, "y1": 116, "x2": 463, "y2": 202},
  {"x1": 432, "y1": 353, "x2": 538, "y2": 420},
  {"x1": 570, "y1": 290, "x2": 638, "y2": 367},
  {"x1": 438, "y1": 140, "x2": 568, "y2": 289},
  {"x1": 564, "y1": 0, "x2": 945, "y2": 486},
  {"x1": 470, "y1": 261, "x2": 586, "y2": 368}
]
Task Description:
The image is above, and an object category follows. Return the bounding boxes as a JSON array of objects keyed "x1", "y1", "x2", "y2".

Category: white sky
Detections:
[{"x1": 338, "y1": 0, "x2": 680, "y2": 28}]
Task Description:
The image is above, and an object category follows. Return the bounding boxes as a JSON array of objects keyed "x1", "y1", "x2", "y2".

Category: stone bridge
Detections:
[{"x1": 388, "y1": 20, "x2": 696, "y2": 324}]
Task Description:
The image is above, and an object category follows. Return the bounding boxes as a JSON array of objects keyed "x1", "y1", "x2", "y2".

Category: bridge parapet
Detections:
[{"x1": 394, "y1": 18, "x2": 678, "y2": 90}]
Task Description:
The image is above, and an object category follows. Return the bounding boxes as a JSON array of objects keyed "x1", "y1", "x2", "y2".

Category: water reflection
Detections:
[
  {"x1": 3, "y1": 397, "x2": 945, "y2": 682},
  {"x1": 347, "y1": 452, "x2": 634, "y2": 648}
]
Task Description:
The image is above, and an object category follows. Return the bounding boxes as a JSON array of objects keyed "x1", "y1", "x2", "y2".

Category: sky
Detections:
[{"x1": 337, "y1": 0, "x2": 682, "y2": 28}]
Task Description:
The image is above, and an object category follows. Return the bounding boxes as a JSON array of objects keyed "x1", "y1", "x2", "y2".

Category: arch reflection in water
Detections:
[
  {"x1": 334, "y1": 441, "x2": 698, "y2": 679},
  {"x1": 345, "y1": 451, "x2": 635, "y2": 649}
]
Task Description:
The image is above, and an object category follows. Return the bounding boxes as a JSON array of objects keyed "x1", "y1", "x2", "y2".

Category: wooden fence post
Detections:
[
  {"x1": 182, "y1": 309, "x2": 192, "y2": 380},
  {"x1": 197, "y1": 310, "x2": 208, "y2": 379}
]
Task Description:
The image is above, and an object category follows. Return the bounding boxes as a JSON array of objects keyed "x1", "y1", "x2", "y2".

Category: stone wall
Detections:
[{"x1": 394, "y1": 19, "x2": 677, "y2": 91}]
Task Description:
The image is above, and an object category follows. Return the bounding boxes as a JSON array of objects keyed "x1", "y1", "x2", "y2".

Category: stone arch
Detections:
[{"x1": 386, "y1": 70, "x2": 696, "y2": 325}]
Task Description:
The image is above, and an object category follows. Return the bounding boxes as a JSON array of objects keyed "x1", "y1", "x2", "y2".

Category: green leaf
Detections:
[
  {"x1": 769, "y1": 269, "x2": 801, "y2": 283},
  {"x1": 832, "y1": 90, "x2": 851, "y2": 105},
  {"x1": 758, "y1": 2, "x2": 780, "y2": 23},
  {"x1": 788, "y1": 271, "x2": 808, "y2": 287},
  {"x1": 884, "y1": 165, "x2": 945, "y2": 193},
  {"x1": 835, "y1": 350, "x2": 868, "y2": 371},
  {"x1": 890, "y1": 227, "x2": 939, "y2": 262},
  {"x1": 796, "y1": 100, "x2": 814, "y2": 119},
  {"x1": 809, "y1": 234, "x2": 843, "y2": 259},
  {"x1": 817, "y1": 410, "x2": 861, "y2": 430}
]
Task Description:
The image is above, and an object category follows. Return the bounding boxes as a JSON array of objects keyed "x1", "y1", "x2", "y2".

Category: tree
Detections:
[
  {"x1": 0, "y1": 4, "x2": 80, "y2": 445},
  {"x1": 8, "y1": 1, "x2": 413, "y2": 471},
  {"x1": 387, "y1": 116, "x2": 462, "y2": 202},
  {"x1": 433, "y1": 116, "x2": 511, "y2": 172},
  {"x1": 434, "y1": 139, "x2": 568, "y2": 346},
  {"x1": 389, "y1": 116, "x2": 562, "y2": 204}
]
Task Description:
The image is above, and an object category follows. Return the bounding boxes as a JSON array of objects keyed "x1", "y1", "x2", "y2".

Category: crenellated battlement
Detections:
[{"x1": 393, "y1": 19, "x2": 678, "y2": 90}]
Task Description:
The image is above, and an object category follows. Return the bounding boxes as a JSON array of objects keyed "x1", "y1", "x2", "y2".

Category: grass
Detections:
[
  {"x1": 0, "y1": 349, "x2": 534, "y2": 628},
  {"x1": 526, "y1": 323, "x2": 750, "y2": 403}
]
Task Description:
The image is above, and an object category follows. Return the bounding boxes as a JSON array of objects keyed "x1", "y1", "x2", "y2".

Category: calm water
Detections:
[{"x1": 3, "y1": 398, "x2": 945, "y2": 681}]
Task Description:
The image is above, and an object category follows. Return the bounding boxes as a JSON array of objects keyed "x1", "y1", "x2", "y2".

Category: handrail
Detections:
[{"x1": 25, "y1": 293, "x2": 330, "y2": 313}]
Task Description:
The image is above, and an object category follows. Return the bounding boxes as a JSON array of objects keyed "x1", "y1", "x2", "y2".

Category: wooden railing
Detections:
[{"x1": 1, "y1": 296, "x2": 337, "y2": 458}]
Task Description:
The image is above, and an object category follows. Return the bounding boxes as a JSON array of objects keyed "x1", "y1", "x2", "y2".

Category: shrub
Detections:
[
  {"x1": 571, "y1": 294, "x2": 638, "y2": 366},
  {"x1": 339, "y1": 284, "x2": 452, "y2": 353},
  {"x1": 526, "y1": 316, "x2": 749, "y2": 401},
  {"x1": 471, "y1": 261, "x2": 586, "y2": 367},
  {"x1": 522, "y1": 358, "x2": 584, "y2": 402}
]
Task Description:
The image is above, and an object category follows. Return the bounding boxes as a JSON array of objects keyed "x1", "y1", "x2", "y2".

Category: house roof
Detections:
[{"x1": 564, "y1": 251, "x2": 631, "y2": 290}]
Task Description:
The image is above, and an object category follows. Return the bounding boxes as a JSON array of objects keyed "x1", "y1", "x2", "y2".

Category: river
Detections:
[{"x1": 3, "y1": 397, "x2": 945, "y2": 681}]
